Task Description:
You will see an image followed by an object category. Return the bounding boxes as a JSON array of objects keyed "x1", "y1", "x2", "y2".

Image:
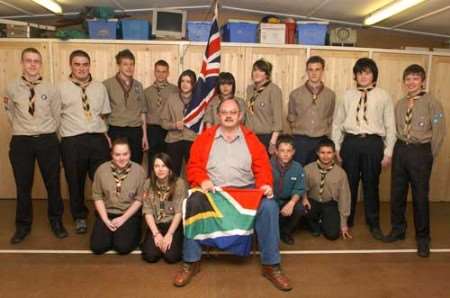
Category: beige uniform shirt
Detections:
[
  {"x1": 92, "y1": 161, "x2": 147, "y2": 214},
  {"x1": 332, "y1": 87, "x2": 396, "y2": 156},
  {"x1": 245, "y1": 82, "x2": 283, "y2": 134},
  {"x1": 288, "y1": 84, "x2": 336, "y2": 137},
  {"x1": 203, "y1": 95, "x2": 246, "y2": 126},
  {"x1": 304, "y1": 162, "x2": 351, "y2": 228},
  {"x1": 395, "y1": 93, "x2": 446, "y2": 157},
  {"x1": 59, "y1": 80, "x2": 111, "y2": 137},
  {"x1": 103, "y1": 76, "x2": 147, "y2": 127},
  {"x1": 142, "y1": 177, "x2": 188, "y2": 224},
  {"x1": 160, "y1": 92, "x2": 197, "y2": 143},
  {"x1": 144, "y1": 82, "x2": 178, "y2": 126},
  {"x1": 5, "y1": 78, "x2": 60, "y2": 135}
]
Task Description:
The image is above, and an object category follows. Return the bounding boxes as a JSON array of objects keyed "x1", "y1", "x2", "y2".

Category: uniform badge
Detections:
[
  {"x1": 290, "y1": 177, "x2": 297, "y2": 181},
  {"x1": 129, "y1": 191, "x2": 137, "y2": 200},
  {"x1": 259, "y1": 102, "x2": 265, "y2": 107},
  {"x1": 432, "y1": 113, "x2": 443, "y2": 124},
  {"x1": 41, "y1": 94, "x2": 48, "y2": 100}
]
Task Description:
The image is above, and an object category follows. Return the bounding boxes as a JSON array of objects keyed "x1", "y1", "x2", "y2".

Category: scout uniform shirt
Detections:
[
  {"x1": 5, "y1": 77, "x2": 60, "y2": 135},
  {"x1": 160, "y1": 92, "x2": 197, "y2": 143},
  {"x1": 142, "y1": 177, "x2": 188, "y2": 224},
  {"x1": 332, "y1": 87, "x2": 396, "y2": 157},
  {"x1": 288, "y1": 83, "x2": 336, "y2": 137},
  {"x1": 103, "y1": 75, "x2": 147, "y2": 127},
  {"x1": 58, "y1": 78, "x2": 111, "y2": 137},
  {"x1": 395, "y1": 92, "x2": 446, "y2": 157},
  {"x1": 203, "y1": 95, "x2": 247, "y2": 126},
  {"x1": 245, "y1": 81, "x2": 283, "y2": 134},
  {"x1": 271, "y1": 158, "x2": 306, "y2": 207},
  {"x1": 304, "y1": 162, "x2": 351, "y2": 227},
  {"x1": 144, "y1": 81, "x2": 178, "y2": 126},
  {"x1": 92, "y1": 161, "x2": 146, "y2": 214}
]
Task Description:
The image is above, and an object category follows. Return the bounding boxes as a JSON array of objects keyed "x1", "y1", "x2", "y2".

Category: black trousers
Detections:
[
  {"x1": 279, "y1": 200, "x2": 305, "y2": 235},
  {"x1": 305, "y1": 199, "x2": 341, "y2": 240},
  {"x1": 61, "y1": 133, "x2": 110, "y2": 220},
  {"x1": 166, "y1": 140, "x2": 193, "y2": 177},
  {"x1": 108, "y1": 126, "x2": 143, "y2": 164},
  {"x1": 390, "y1": 141, "x2": 433, "y2": 240},
  {"x1": 256, "y1": 134, "x2": 271, "y2": 154},
  {"x1": 341, "y1": 134, "x2": 384, "y2": 228},
  {"x1": 9, "y1": 133, "x2": 64, "y2": 229},
  {"x1": 147, "y1": 124, "x2": 168, "y2": 173},
  {"x1": 90, "y1": 213, "x2": 142, "y2": 255},
  {"x1": 293, "y1": 135, "x2": 327, "y2": 166},
  {"x1": 141, "y1": 222, "x2": 183, "y2": 264}
]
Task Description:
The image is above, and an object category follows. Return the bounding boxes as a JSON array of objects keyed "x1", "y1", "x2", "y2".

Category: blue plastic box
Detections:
[
  {"x1": 87, "y1": 19, "x2": 118, "y2": 39},
  {"x1": 297, "y1": 22, "x2": 328, "y2": 45},
  {"x1": 121, "y1": 19, "x2": 151, "y2": 40},
  {"x1": 187, "y1": 21, "x2": 213, "y2": 41},
  {"x1": 222, "y1": 21, "x2": 258, "y2": 43}
]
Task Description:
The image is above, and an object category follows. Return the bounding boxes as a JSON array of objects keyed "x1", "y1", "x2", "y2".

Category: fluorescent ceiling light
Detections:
[
  {"x1": 364, "y1": 0, "x2": 426, "y2": 26},
  {"x1": 32, "y1": 0, "x2": 63, "y2": 14}
]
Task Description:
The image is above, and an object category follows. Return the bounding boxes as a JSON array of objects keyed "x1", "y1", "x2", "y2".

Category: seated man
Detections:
[
  {"x1": 272, "y1": 134, "x2": 306, "y2": 245},
  {"x1": 303, "y1": 138, "x2": 352, "y2": 241},
  {"x1": 174, "y1": 98, "x2": 291, "y2": 291}
]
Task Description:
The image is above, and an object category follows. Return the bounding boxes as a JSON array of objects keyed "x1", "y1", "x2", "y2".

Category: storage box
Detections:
[
  {"x1": 121, "y1": 19, "x2": 151, "y2": 40},
  {"x1": 259, "y1": 23, "x2": 286, "y2": 44},
  {"x1": 222, "y1": 20, "x2": 258, "y2": 43},
  {"x1": 187, "y1": 21, "x2": 212, "y2": 41},
  {"x1": 297, "y1": 21, "x2": 328, "y2": 45},
  {"x1": 87, "y1": 19, "x2": 118, "y2": 39}
]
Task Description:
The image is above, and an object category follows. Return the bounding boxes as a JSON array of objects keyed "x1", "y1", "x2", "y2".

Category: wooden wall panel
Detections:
[
  {"x1": 372, "y1": 52, "x2": 430, "y2": 200},
  {"x1": 0, "y1": 41, "x2": 52, "y2": 199},
  {"x1": 429, "y1": 56, "x2": 450, "y2": 201},
  {"x1": 0, "y1": 40, "x2": 449, "y2": 202}
]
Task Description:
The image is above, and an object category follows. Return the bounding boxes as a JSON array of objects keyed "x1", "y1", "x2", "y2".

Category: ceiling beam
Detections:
[
  {"x1": 306, "y1": 0, "x2": 332, "y2": 17},
  {"x1": 391, "y1": 5, "x2": 450, "y2": 29},
  {"x1": 0, "y1": 0, "x2": 33, "y2": 15},
  {"x1": 110, "y1": 0, "x2": 126, "y2": 11}
]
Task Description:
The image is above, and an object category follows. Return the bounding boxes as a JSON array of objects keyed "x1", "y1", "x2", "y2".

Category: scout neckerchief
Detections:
[
  {"x1": 70, "y1": 74, "x2": 93, "y2": 120},
  {"x1": 155, "y1": 181, "x2": 171, "y2": 221},
  {"x1": 356, "y1": 83, "x2": 376, "y2": 126},
  {"x1": 115, "y1": 73, "x2": 134, "y2": 106},
  {"x1": 111, "y1": 161, "x2": 132, "y2": 194},
  {"x1": 317, "y1": 160, "x2": 335, "y2": 196},
  {"x1": 248, "y1": 80, "x2": 271, "y2": 114},
  {"x1": 179, "y1": 92, "x2": 192, "y2": 116},
  {"x1": 276, "y1": 159, "x2": 292, "y2": 196},
  {"x1": 21, "y1": 75, "x2": 43, "y2": 116},
  {"x1": 305, "y1": 80, "x2": 324, "y2": 105},
  {"x1": 153, "y1": 80, "x2": 169, "y2": 107},
  {"x1": 404, "y1": 90, "x2": 426, "y2": 140}
]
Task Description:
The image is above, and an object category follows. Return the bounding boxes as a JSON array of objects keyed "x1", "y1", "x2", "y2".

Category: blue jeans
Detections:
[{"x1": 183, "y1": 197, "x2": 281, "y2": 265}]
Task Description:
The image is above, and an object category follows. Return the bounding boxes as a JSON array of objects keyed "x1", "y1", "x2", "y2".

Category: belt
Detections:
[
  {"x1": 14, "y1": 132, "x2": 55, "y2": 138},
  {"x1": 397, "y1": 139, "x2": 430, "y2": 146},
  {"x1": 345, "y1": 133, "x2": 379, "y2": 139}
]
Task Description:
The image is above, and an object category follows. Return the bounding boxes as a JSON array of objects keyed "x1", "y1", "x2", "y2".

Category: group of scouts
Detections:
[{"x1": 3, "y1": 46, "x2": 446, "y2": 291}]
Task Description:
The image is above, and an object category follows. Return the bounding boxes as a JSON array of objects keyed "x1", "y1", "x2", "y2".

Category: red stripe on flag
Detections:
[{"x1": 222, "y1": 188, "x2": 264, "y2": 210}]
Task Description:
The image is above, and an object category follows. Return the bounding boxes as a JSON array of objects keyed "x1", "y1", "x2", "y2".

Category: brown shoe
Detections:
[
  {"x1": 262, "y1": 265, "x2": 292, "y2": 291},
  {"x1": 174, "y1": 262, "x2": 201, "y2": 287}
]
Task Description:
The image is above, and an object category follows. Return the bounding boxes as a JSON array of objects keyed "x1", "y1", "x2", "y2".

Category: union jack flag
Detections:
[{"x1": 183, "y1": 2, "x2": 221, "y2": 133}]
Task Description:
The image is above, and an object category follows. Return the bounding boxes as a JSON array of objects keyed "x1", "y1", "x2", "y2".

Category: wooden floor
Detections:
[{"x1": 1, "y1": 200, "x2": 450, "y2": 298}]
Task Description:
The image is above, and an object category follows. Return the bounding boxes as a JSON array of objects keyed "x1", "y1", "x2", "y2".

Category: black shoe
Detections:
[
  {"x1": 75, "y1": 219, "x2": 88, "y2": 234},
  {"x1": 417, "y1": 239, "x2": 430, "y2": 257},
  {"x1": 51, "y1": 221, "x2": 68, "y2": 239},
  {"x1": 383, "y1": 230, "x2": 405, "y2": 243},
  {"x1": 280, "y1": 233, "x2": 295, "y2": 245},
  {"x1": 369, "y1": 226, "x2": 384, "y2": 241},
  {"x1": 10, "y1": 228, "x2": 30, "y2": 244}
]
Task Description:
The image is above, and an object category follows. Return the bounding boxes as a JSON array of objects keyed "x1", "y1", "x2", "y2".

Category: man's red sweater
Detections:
[{"x1": 186, "y1": 125, "x2": 273, "y2": 188}]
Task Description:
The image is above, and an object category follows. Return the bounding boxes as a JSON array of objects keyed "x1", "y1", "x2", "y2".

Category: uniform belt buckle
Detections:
[
  {"x1": 359, "y1": 133, "x2": 368, "y2": 138},
  {"x1": 31, "y1": 134, "x2": 40, "y2": 138}
]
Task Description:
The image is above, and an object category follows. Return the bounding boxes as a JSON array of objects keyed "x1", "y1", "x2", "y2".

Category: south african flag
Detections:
[{"x1": 182, "y1": 187, "x2": 264, "y2": 256}]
